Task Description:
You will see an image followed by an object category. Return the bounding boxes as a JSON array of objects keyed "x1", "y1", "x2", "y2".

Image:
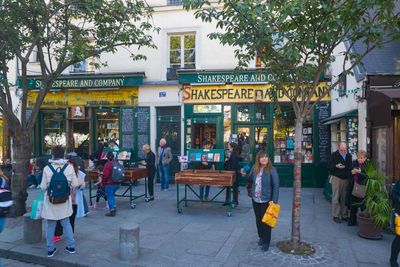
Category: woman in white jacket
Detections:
[{"x1": 40, "y1": 146, "x2": 79, "y2": 257}]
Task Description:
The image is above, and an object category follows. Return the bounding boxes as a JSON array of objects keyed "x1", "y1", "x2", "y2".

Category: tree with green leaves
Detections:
[
  {"x1": 183, "y1": 0, "x2": 400, "y2": 251},
  {"x1": 0, "y1": 0, "x2": 157, "y2": 216}
]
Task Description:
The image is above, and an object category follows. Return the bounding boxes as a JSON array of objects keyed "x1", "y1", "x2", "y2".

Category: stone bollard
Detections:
[
  {"x1": 120, "y1": 223, "x2": 139, "y2": 261},
  {"x1": 23, "y1": 213, "x2": 42, "y2": 244}
]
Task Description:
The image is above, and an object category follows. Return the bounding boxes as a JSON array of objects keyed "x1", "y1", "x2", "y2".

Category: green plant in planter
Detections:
[{"x1": 362, "y1": 161, "x2": 392, "y2": 228}]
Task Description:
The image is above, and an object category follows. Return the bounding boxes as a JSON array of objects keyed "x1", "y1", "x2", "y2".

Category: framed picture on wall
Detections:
[{"x1": 71, "y1": 105, "x2": 85, "y2": 119}]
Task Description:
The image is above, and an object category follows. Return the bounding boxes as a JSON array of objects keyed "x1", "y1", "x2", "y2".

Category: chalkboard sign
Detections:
[
  {"x1": 137, "y1": 107, "x2": 149, "y2": 133},
  {"x1": 318, "y1": 104, "x2": 331, "y2": 163},
  {"x1": 137, "y1": 134, "x2": 149, "y2": 159},
  {"x1": 122, "y1": 134, "x2": 134, "y2": 150},
  {"x1": 121, "y1": 109, "x2": 134, "y2": 132}
]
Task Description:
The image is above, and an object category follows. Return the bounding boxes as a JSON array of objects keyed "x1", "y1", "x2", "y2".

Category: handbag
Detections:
[
  {"x1": 30, "y1": 190, "x2": 44, "y2": 220},
  {"x1": 262, "y1": 201, "x2": 280, "y2": 228},
  {"x1": 352, "y1": 182, "x2": 366, "y2": 198}
]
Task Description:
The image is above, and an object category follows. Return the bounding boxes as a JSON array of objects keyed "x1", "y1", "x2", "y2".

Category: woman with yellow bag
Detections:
[
  {"x1": 390, "y1": 179, "x2": 400, "y2": 267},
  {"x1": 243, "y1": 150, "x2": 279, "y2": 252}
]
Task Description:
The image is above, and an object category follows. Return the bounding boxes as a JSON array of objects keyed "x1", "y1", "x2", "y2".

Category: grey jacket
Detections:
[
  {"x1": 247, "y1": 166, "x2": 279, "y2": 203},
  {"x1": 157, "y1": 146, "x2": 173, "y2": 166}
]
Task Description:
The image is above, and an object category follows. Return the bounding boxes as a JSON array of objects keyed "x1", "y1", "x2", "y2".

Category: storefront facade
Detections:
[
  {"x1": 179, "y1": 71, "x2": 331, "y2": 187},
  {"x1": 23, "y1": 73, "x2": 150, "y2": 164}
]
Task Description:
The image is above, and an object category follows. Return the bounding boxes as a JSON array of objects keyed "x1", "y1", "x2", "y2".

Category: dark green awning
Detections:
[{"x1": 321, "y1": 109, "x2": 358, "y2": 125}]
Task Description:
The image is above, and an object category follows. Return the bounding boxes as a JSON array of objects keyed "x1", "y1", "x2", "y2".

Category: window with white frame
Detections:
[{"x1": 169, "y1": 34, "x2": 196, "y2": 70}]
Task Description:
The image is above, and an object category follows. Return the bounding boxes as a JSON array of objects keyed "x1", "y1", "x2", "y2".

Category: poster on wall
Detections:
[{"x1": 71, "y1": 105, "x2": 85, "y2": 119}]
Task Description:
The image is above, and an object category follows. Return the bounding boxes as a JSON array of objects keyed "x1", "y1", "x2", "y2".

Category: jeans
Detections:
[
  {"x1": 199, "y1": 185, "x2": 210, "y2": 199},
  {"x1": 158, "y1": 164, "x2": 170, "y2": 189},
  {"x1": 55, "y1": 204, "x2": 77, "y2": 236},
  {"x1": 46, "y1": 218, "x2": 74, "y2": 251},
  {"x1": 0, "y1": 218, "x2": 5, "y2": 266},
  {"x1": 28, "y1": 174, "x2": 41, "y2": 186},
  {"x1": 105, "y1": 184, "x2": 120, "y2": 211},
  {"x1": 252, "y1": 200, "x2": 272, "y2": 246}
]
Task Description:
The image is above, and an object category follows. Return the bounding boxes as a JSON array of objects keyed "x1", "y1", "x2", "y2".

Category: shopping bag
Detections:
[
  {"x1": 262, "y1": 201, "x2": 280, "y2": 228},
  {"x1": 30, "y1": 190, "x2": 44, "y2": 220},
  {"x1": 395, "y1": 213, "x2": 400, "y2": 236},
  {"x1": 352, "y1": 182, "x2": 366, "y2": 198}
]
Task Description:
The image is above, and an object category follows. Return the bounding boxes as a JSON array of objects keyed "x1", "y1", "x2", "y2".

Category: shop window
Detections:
[
  {"x1": 223, "y1": 106, "x2": 231, "y2": 149},
  {"x1": 193, "y1": 104, "x2": 222, "y2": 113},
  {"x1": 237, "y1": 104, "x2": 251, "y2": 122},
  {"x1": 96, "y1": 111, "x2": 119, "y2": 146},
  {"x1": 255, "y1": 127, "x2": 268, "y2": 155},
  {"x1": 42, "y1": 112, "x2": 66, "y2": 155},
  {"x1": 255, "y1": 104, "x2": 267, "y2": 121},
  {"x1": 273, "y1": 106, "x2": 314, "y2": 163},
  {"x1": 168, "y1": 34, "x2": 195, "y2": 75},
  {"x1": 186, "y1": 119, "x2": 192, "y2": 149}
]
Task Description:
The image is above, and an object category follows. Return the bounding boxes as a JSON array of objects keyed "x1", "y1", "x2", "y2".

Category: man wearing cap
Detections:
[{"x1": 108, "y1": 139, "x2": 119, "y2": 150}]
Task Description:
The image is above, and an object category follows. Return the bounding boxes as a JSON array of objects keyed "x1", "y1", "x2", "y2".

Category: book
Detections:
[
  {"x1": 195, "y1": 153, "x2": 202, "y2": 161},
  {"x1": 279, "y1": 141, "x2": 286, "y2": 149},
  {"x1": 178, "y1": 155, "x2": 188, "y2": 163},
  {"x1": 120, "y1": 151, "x2": 127, "y2": 160},
  {"x1": 207, "y1": 153, "x2": 214, "y2": 162},
  {"x1": 286, "y1": 139, "x2": 294, "y2": 149},
  {"x1": 201, "y1": 154, "x2": 207, "y2": 161},
  {"x1": 189, "y1": 153, "x2": 196, "y2": 161},
  {"x1": 100, "y1": 152, "x2": 107, "y2": 160},
  {"x1": 274, "y1": 155, "x2": 281, "y2": 163},
  {"x1": 214, "y1": 153, "x2": 220, "y2": 162},
  {"x1": 125, "y1": 152, "x2": 131, "y2": 160}
]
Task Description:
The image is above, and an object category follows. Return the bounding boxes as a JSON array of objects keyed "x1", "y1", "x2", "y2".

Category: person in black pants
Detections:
[
  {"x1": 140, "y1": 144, "x2": 156, "y2": 201},
  {"x1": 346, "y1": 150, "x2": 368, "y2": 226},
  {"x1": 224, "y1": 143, "x2": 240, "y2": 205},
  {"x1": 390, "y1": 179, "x2": 400, "y2": 267},
  {"x1": 244, "y1": 150, "x2": 279, "y2": 252}
]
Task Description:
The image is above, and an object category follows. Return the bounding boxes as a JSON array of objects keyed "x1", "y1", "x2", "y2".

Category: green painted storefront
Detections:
[{"x1": 179, "y1": 70, "x2": 331, "y2": 188}]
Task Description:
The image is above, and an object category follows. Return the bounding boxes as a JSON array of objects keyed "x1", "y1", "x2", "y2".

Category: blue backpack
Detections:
[
  {"x1": 0, "y1": 177, "x2": 12, "y2": 218},
  {"x1": 47, "y1": 164, "x2": 70, "y2": 204},
  {"x1": 111, "y1": 161, "x2": 125, "y2": 182}
]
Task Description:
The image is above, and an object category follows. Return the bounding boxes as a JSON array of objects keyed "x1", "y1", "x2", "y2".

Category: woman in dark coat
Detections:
[
  {"x1": 391, "y1": 179, "x2": 400, "y2": 267},
  {"x1": 140, "y1": 144, "x2": 156, "y2": 201},
  {"x1": 224, "y1": 143, "x2": 240, "y2": 205},
  {"x1": 89, "y1": 143, "x2": 106, "y2": 168},
  {"x1": 346, "y1": 150, "x2": 368, "y2": 226},
  {"x1": 244, "y1": 150, "x2": 279, "y2": 252}
]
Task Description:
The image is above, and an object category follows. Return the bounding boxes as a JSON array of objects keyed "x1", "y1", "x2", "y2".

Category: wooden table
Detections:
[
  {"x1": 86, "y1": 168, "x2": 148, "y2": 209},
  {"x1": 175, "y1": 169, "x2": 236, "y2": 216}
]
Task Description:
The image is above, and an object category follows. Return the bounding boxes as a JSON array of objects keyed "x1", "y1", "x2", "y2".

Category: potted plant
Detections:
[{"x1": 357, "y1": 161, "x2": 392, "y2": 239}]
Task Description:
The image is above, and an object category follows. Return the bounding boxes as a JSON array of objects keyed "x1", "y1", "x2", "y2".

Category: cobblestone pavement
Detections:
[{"x1": 2, "y1": 258, "x2": 44, "y2": 266}]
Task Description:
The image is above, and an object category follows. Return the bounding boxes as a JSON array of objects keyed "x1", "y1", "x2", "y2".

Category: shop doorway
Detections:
[
  {"x1": 156, "y1": 106, "x2": 181, "y2": 182},
  {"x1": 193, "y1": 123, "x2": 217, "y2": 148},
  {"x1": 235, "y1": 125, "x2": 270, "y2": 163},
  {"x1": 72, "y1": 121, "x2": 90, "y2": 160},
  {"x1": 94, "y1": 110, "x2": 120, "y2": 147}
]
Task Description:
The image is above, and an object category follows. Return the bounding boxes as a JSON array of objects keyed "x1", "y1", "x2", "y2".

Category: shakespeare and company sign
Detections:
[{"x1": 183, "y1": 83, "x2": 331, "y2": 103}]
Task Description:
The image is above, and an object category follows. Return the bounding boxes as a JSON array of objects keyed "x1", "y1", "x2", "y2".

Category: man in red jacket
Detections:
[{"x1": 102, "y1": 152, "x2": 122, "y2": 216}]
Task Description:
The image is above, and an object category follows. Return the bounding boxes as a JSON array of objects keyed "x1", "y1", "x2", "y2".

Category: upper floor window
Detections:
[
  {"x1": 69, "y1": 57, "x2": 95, "y2": 73},
  {"x1": 167, "y1": 0, "x2": 182, "y2": 5},
  {"x1": 169, "y1": 34, "x2": 196, "y2": 70},
  {"x1": 338, "y1": 73, "x2": 347, "y2": 97}
]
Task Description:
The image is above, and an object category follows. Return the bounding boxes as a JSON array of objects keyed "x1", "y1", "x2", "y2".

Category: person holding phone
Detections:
[
  {"x1": 346, "y1": 150, "x2": 368, "y2": 226},
  {"x1": 327, "y1": 142, "x2": 353, "y2": 223}
]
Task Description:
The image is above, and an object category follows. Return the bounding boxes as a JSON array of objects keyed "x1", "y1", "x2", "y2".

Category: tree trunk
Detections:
[
  {"x1": 291, "y1": 117, "x2": 303, "y2": 250},
  {"x1": 9, "y1": 131, "x2": 33, "y2": 217}
]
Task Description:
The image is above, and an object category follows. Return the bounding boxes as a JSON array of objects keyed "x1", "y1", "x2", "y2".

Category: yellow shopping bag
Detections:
[
  {"x1": 262, "y1": 201, "x2": 280, "y2": 228},
  {"x1": 395, "y1": 215, "x2": 400, "y2": 235}
]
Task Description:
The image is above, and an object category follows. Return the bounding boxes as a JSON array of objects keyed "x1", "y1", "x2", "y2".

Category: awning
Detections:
[
  {"x1": 370, "y1": 88, "x2": 400, "y2": 99},
  {"x1": 321, "y1": 109, "x2": 358, "y2": 125}
]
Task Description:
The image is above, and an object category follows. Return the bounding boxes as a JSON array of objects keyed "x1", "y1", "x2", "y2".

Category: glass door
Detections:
[{"x1": 234, "y1": 125, "x2": 271, "y2": 164}]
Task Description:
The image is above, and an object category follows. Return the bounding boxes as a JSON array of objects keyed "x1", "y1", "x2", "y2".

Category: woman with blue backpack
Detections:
[{"x1": 102, "y1": 151, "x2": 123, "y2": 217}]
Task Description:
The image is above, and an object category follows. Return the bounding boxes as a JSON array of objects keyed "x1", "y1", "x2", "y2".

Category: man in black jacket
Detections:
[{"x1": 327, "y1": 142, "x2": 352, "y2": 223}]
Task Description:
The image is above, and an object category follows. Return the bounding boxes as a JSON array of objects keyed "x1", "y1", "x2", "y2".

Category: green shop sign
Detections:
[
  {"x1": 179, "y1": 72, "x2": 274, "y2": 84},
  {"x1": 20, "y1": 75, "x2": 143, "y2": 89}
]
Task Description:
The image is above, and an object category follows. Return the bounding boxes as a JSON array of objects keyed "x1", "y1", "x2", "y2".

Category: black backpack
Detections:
[
  {"x1": 111, "y1": 161, "x2": 125, "y2": 182},
  {"x1": 0, "y1": 177, "x2": 12, "y2": 218},
  {"x1": 47, "y1": 164, "x2": 70, "y2": 204}
]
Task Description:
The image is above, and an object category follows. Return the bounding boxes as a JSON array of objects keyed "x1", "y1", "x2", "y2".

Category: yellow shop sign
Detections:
[
  {"x1": 183, "y1": 83, "x2": 330, "y2": 104},
  {"x1": 28, "y1": 87, "x2": 138, "y2": 107}
]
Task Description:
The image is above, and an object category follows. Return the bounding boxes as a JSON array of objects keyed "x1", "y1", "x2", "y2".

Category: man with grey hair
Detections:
[
  {"x1": 157, "y1": 138, "x2": 172, "y2": 191},
  {"x1": 327, "y1": 142, "x2": 353, "y2": 223}
]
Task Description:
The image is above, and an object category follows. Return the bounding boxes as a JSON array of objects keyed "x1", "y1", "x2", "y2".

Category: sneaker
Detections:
[
  {"x1": 333, "y1": 217, "x2": 341, "y2": 223},
  {"x1": 37, "y1": 185, "x2": 41, "y2": 189},
  {"x1": 204, "y1": 197, "x2": 210, "y2": 201},
  {"x1": 103, "y1": 206, "x2": 109, "y2": 210},
  {"x1": 47, "y1": 248, "x2": 57, "y2": 258},
  {"x1": 89, "y1": 205, "x2": 97, "y2": 210},
  {"x1": 342, "y1": 217, "x2": 349, "y2": 222},
  {"x1": 29, "y1": 185, "x2": 36, "y2": 189},
  {"x1": 262, "y1": 243, "x2": 269, "y2": 252},
  {"x1": 65, "y1": 247, "x2": 76, "y2": 254},
  {"x1": 105, "y1": 210, "x2": 116, "y2": 217},
  {"x1": 54, "y1": 235, "x2": 61, "y2": 243}
]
